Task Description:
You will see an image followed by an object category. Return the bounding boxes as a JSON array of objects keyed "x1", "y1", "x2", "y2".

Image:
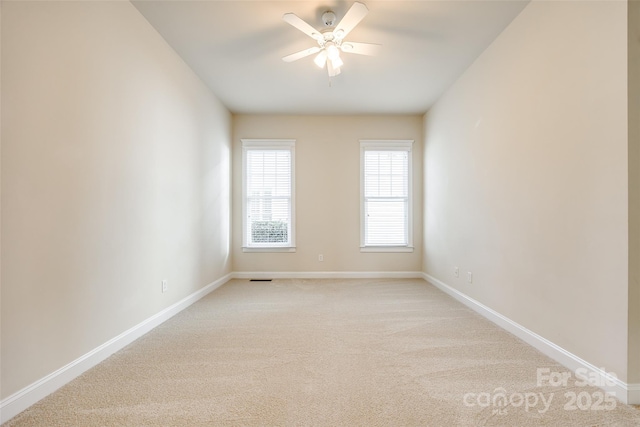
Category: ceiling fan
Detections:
[{"x1": 282, "y1": 2, "x2": 380, "y2": 77}]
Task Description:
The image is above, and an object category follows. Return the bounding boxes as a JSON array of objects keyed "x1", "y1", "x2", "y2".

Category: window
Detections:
[
  {"x1": 242, "y1": 139, "x2": 295, "y2": 252},
  {"x1": 360, "y1": 140, "x2": 413, "y2": 252}
]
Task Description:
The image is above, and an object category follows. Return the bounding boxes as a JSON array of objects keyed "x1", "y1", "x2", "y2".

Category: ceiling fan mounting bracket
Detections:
[{"x1": 321, "y1": 10, "x2": 336, "y2": 27}]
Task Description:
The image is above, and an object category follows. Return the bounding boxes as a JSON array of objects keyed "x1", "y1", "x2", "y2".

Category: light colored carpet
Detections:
[{"x1": 6, "y1": 278, "x2": 640, "y2": 426}]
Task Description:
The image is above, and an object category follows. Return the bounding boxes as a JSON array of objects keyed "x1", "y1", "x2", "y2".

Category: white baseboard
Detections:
[
  {"x1": 1, "y1": 270, "x2": 415, "y2": 423},
  {"x1": 0, "y1": 273, "x2": 233, "y2": 424},
  {"x1": 629, "y1": 384, "x2": 640, "y2": 405},
  {"x1": 232, "y1": 271, "x2": 424, "y2": 280},
  {"x1": 422, "y1": 273, "x2": 638, "y2": 405},
  {"x1": 4, "y1": 271, "x2": 636, "y2": 424}
]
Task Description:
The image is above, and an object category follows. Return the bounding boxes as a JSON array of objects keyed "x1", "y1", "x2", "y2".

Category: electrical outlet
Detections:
[
  {"x1": 467, "y1": 272, "x2": 473, "y2": 284},
  {"x1": 162, "y1": 279, "x2": 168, "y2": 293},
  {"x1": 318, "y1": 254, "x2": 324, "y2": 262},
  {"x1": 454, "y1": 267, "x2": 459, "y2": 278}
]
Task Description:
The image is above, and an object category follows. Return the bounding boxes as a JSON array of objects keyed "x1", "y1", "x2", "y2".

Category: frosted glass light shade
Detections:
[{"x1": 314, "y1": 51, "x2": 327, "y2": 68}]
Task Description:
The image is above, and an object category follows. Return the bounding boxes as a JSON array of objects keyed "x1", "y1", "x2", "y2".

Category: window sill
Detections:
[
  {"x1": 360, "y1": 246, "x2": 414, "y2": 253},
  {"x1": 242, "y1": 247, "x2": 297, "y2": 253}
]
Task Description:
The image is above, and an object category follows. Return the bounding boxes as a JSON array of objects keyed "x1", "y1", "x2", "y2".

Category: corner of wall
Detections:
[{"x1": 628, "y1": 0, "x2": 640, "y2": 387}]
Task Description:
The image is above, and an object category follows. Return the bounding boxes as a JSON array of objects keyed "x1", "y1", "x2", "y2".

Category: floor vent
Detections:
[{"x1": 249, "y1": 279, "x2": 272, "y2": 282}]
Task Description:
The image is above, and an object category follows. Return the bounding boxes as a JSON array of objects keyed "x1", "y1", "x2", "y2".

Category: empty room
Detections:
[{"x1": 2, "y1": 0, "x2": 639, "y2": 425}]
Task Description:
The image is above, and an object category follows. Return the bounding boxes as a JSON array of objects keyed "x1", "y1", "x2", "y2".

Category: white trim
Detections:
[
  {"x1": 629, "y1": 384, "x2": 640, "y2": 405},
  {"x1": 6, "y1": 271, "x2": 637, "y2": 423},
  {"x1": 0, "y1": 273, "x2": 233, "y2": 424},
  {"x1": 241, "y1": 139, "x2": 296, "y2": 148},
  {"x1": 422, "y1": 273, "x2": 636, "y2": 405},
  {"x1": 359, "y1": 140, "x2": 414, "y2": 249},
  {"x1": 232, "y1": 271, "x2": 424, "y2": 280},
  {"x1": 359, "y1": 139, "x2": 415, "y2": 149},
  {"x1": 360, "y1": 246, "x2": 414, "y2": 253},
  {"x1": 242, "y1": 247, "x2": 296, "y2": 253},
  {"x1": 241, "y1": 139, "x2": 296, "y2": 250}
]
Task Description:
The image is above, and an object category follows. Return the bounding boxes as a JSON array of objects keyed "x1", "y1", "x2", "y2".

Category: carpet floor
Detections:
[{"x1": 5, "y1": 278, "x2": 640, "y2": 426}]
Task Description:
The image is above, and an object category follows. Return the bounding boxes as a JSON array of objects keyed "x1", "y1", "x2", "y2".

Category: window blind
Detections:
[
  {"x1": 245, "y1": 149, "x2": 292, "y2": 246},
  {"x1": 363, "y1": 150, "x2": 409, "y2": 246}
]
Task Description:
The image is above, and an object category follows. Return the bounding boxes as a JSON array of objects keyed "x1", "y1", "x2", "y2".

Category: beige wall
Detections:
[
  {"x1": 0, "y1": 0, "x2": 3, "y2": 392},
  {"x1": 1, "y1": 1, "x2": 231, "y2": 398},
  {"x1": 232, "y1": 115, "x2": 423, "y2": 273},
  {"x1": 629, "y1": 0, "x2": 640, "y2": 385},
  {"x1": 423, "y1": 0, "x2": 629, "y2": 380}
]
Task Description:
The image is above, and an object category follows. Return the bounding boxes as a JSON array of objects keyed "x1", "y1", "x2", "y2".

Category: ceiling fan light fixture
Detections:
[
  {"x1": 327, "y1": 60, "x2": 341, "y2": 77},
  {"x1": 314, "y1": 50, "x2": 328, "y2": 68},
  {"x1": 282, "y1": 2, "x2": 378, "y2": 78},
  {"x1": 326, "y1": 43, "x2": 340, "y2": 61}
]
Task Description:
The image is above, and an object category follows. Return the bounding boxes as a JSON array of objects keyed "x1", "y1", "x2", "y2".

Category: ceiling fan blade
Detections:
[
  {"x1": 282, "y1": 13, "x2": 322, "y2": 41},
  {"x1": 340, "y1": 42, "x2": 381, "y2": 56},
  {"x1": 282, "y1": 46, "x2": 321, "y2": 62},
  {"x1": 334, "y1": 2, "x2": 368, "y2": 40}
]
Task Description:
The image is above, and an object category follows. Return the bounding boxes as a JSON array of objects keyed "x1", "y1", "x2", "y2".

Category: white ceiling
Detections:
[{"x1": 132, "y1": 1, "x2": 529, "y2": 115}]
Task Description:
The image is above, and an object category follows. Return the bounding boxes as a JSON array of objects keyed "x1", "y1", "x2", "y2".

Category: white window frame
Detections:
[
  {"x1": 242, "y1": 139, "x2": 296, "y2": 252},
  {"x1": 360, "y1": 140, "x2": 414, "y2": 253}
]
